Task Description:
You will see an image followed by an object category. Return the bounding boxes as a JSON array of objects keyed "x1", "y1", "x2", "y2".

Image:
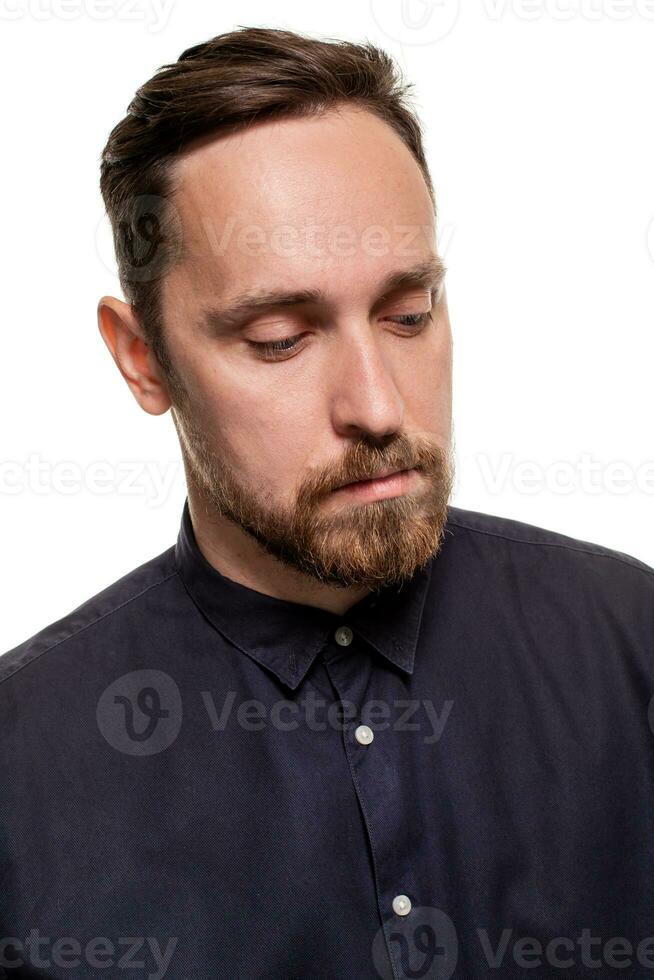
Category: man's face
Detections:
[{"x1": 159, "y1": 105, "x2": 455, "y2": 590}]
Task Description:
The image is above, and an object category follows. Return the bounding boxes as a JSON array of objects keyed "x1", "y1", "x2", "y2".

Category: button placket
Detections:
[
  {"x1": 333, "y1": 627, "x2": 374, "y2": 747},
  {"x1": 330, "y1": 624, "x2": 420, "y2": 976},
  {"x1": 332, "y1": 628, "x2": 373, "y2": 748}
]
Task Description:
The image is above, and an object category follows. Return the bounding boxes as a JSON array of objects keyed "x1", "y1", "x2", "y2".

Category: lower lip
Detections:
[{"x1": 332, "y1": 468, "x2": 418, "y2": 503}]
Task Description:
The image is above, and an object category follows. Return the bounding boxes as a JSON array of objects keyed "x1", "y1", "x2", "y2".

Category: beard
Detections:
[{"x1": 169, "y1": 380, "x2": 455, "y2": 592}]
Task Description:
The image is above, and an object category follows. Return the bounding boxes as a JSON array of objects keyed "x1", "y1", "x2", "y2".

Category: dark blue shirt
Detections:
[{"x1": 1, "y1": 499, "x2": 654, "y2": 979}]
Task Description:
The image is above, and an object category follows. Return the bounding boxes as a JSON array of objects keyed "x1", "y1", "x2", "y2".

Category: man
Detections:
[{"x1": 1, "y1": 25, "x2": 653, "y2": 980}]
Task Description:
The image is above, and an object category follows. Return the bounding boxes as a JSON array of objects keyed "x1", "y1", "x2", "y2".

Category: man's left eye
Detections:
[{"x1": 387, "y1": 312, "x2": 432, "y2": 328}]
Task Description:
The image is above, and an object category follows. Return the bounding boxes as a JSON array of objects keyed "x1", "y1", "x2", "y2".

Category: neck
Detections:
[{"x1": 186, "y1": 489, "x2": 372, "y2": 617}]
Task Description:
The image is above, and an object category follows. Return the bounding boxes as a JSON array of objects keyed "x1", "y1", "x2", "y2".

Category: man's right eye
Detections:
[{"x1": 246, "y1": 333, "x2": 307, "y2": 360}]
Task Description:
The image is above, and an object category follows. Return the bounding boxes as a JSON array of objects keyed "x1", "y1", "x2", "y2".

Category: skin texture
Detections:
[{"x1": 97, "y1": 105, "x2": 455, "y2": 616}]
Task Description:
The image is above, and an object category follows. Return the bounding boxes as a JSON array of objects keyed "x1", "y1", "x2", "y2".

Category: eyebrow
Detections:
[{"x1": 198, "y1": 255, "x2": 447, "y2": 336}]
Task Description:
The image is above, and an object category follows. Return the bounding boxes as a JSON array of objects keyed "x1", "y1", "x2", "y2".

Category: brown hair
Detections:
[{"x1": 99, "y1": 25, "x2": 436, "y2": 384}]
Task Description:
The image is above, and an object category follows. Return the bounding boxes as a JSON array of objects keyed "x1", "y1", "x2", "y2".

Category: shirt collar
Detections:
[{"x1": 174, "y1": 497, "x2": 435, "y2": 691}]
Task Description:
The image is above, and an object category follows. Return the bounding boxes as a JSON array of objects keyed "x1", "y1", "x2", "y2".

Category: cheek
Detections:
[
  {"x1": 403, "y1": 330, "x2": 452, "y2": 430},
  {"x1": 204, "y1": 380, "x2": 320, "y2": 493}
]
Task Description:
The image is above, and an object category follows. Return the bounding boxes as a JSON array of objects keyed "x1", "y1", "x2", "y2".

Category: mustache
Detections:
[{"x1": 325, "y1": 435, "x2": 443, "y2": 494}]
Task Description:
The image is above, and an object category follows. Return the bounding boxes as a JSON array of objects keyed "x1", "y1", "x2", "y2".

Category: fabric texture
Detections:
[{"x1": 1, "y1": 498, "x2": 653, "y2": 979}]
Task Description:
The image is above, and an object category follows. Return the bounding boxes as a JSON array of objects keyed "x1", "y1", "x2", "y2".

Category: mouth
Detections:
[
  {"x1": 335, "y1": 466, "x2": 409, "y2": 490},
  {"x1": 329, "y1": 466, "x2": 419, "y2": 504}
]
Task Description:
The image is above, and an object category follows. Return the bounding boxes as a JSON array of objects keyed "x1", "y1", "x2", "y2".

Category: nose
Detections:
[{"x1": 329, "y1": 321, "x2": 405, "y2": 441}]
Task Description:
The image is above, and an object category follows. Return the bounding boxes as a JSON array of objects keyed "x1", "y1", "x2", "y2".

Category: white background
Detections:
[{"x1": 1, "y1": 0, "x2": 653, "y2": 653}]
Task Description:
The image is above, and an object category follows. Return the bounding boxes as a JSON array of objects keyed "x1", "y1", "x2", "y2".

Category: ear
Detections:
[{"x1": 97, "y1": 296, "x2": 172, "y2": 416}]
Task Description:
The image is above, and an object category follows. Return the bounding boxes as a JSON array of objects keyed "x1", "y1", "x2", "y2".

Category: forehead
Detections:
[{"x1": 165, "y1": 106, "x2": 436, "y2": 299}]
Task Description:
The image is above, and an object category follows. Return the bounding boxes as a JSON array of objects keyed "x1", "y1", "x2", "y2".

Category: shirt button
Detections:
[
  {"x1": 393, "y1": 894, "x2": 412, "y2": 916},
  {"x1": 355, "y1": 724, "x2": 374, "y2": 745},
  {"x1": 334, "y1": 625, "x2": 353, "y2": 646}
]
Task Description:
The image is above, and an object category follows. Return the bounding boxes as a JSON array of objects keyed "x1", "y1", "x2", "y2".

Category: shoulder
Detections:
[
  {"x1": 441, "y1": 505, "x2": 654, "y2": 617},
  {"x1": 0, "y1": 544, "x2": 180, "y2": 690},
  {"x1": 444, "y1": 504, "x2": 654, "y2": 578}
]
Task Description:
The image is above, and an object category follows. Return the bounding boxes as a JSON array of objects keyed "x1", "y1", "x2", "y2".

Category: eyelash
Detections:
[{"x1": 247, "y1": 312, "x2": 432, "y2": 359}]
